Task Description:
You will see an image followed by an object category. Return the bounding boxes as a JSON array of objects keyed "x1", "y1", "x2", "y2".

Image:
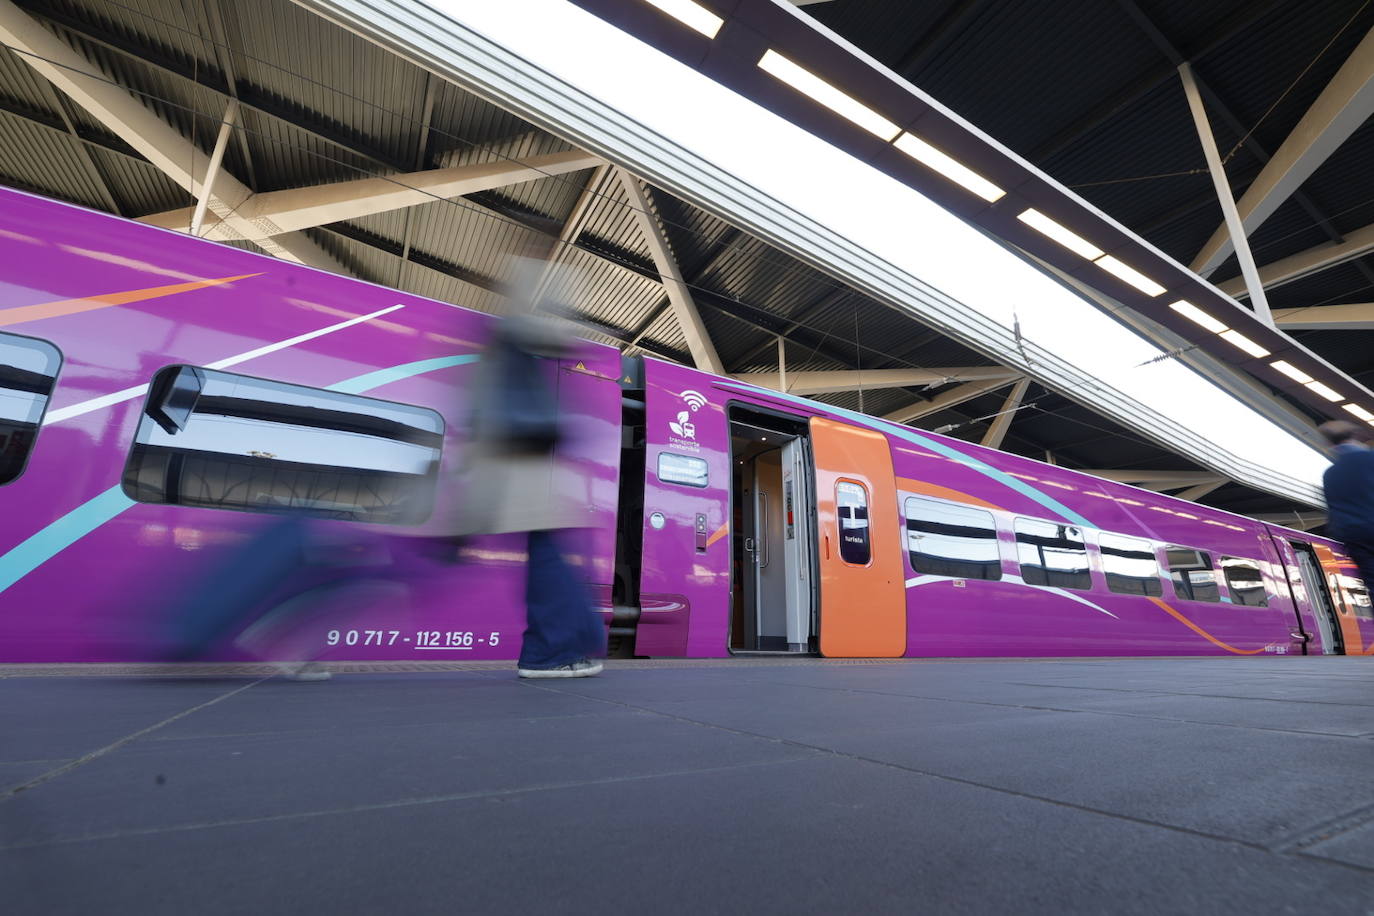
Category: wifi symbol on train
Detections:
[{"x1": 680, "y1": 390, "x2": 708, "y2": 411}]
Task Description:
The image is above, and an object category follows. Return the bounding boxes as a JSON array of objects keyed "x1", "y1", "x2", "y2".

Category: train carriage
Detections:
[{"x1": 1, "y1": 187, "x2": 1371, "y2": 663}]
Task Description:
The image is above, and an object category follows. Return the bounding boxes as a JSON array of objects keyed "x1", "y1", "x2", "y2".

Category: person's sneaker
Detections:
[
  {"x1": 275, "y1": 661, "x2": 332, "y2": 682},
  {"x1": 517, "y1": 658, "x2": 603, "y2": 679}
]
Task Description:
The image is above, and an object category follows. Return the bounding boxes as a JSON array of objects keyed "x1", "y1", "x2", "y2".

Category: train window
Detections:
[
  {"x1": 1165, "y1": 547, "x2": 1221, "y2": 603},
  {"x1": 1099, "y1": 533, "x2": 1162, "y2": 596},
  {"x1": 1219, "y1": 557, "x2": 1268, "y2": 607},
  {"x1": 1014, "y1": 518, "x2": 1091, "y2": 590},
  {"x1": 836, "y1": 480, "x2": 870, "y2": 565},
  {"x1": 904, "y1": 497, "x2": 1001, "y2": 580},
  {"x1": 1336, "y1": 573, "x2": 1373, "y2": 618},
  {"x1": 658, "y1": 451, "x2": 708, "y2": 488},
  {"x1": 0, "y1": 331, "x2": 61, "y2": 487},
  {"x1": 122, "y1": 365, "x2": 444, "y2": 524}
]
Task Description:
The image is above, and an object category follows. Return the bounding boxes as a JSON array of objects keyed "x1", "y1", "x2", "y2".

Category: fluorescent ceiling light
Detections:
[
  {"x1": 1017, "y1": 209, "x2": 1103, "y2": 259},
  {"x1": 758, "y1": 50, "x2": 900, "y2": 141},
  {"x1": 1218, "y1": 329, "x2": 1270, "y2": 359},
  {"x1": 1343, "y1": 403, "x2": 1374, "y2": 422},
  {"x1": 1306, "y1": 380, "x2": 1343, "y2": 402},
  {"x1": 1270, "y1": 360, "x2": 1313, "y2": 384},
  {"x1": 894, "y1": 133, "x2": 1004, "y2": 202},
  {"x1": 1093, "y1": 255, "x2": 1166, "y2": 297},
  {"x1": 641, "y1": 0, "x2": 722, "y2": 38},
  {"x1": 1168, "y1": 299, "x2": 1228, "y2": 334}
]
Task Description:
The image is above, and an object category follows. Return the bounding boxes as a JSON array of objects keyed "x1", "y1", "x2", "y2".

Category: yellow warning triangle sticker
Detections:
[
  {"x1": 623, "y1": 375, "x2": 633, "y2": 384},
  {"x1": 575, "y1": 361, "x2": 587, "y2": 371}
]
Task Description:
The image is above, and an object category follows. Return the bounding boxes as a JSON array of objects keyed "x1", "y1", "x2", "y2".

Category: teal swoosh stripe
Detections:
[
  {"x1": 0, "y1": 354, "x2": 477, "y2": 597},
  {"x1": 717, "y1": 381, "x2": 1093, "y2": 528},
  {"x1": 328, "y1": 354, "x2": 479, "y2": 394}
]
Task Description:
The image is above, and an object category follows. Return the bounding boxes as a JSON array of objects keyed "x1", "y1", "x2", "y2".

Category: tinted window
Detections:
[
  {"x1": 836, "y1": 480, "x2": 870, "y2": 565},
  {"x1": 1015, "y1": 518, "x2": 1092, "y2": 590},
  {"x1": 658, "y1": 452, "x2": 708, "y2": 488},
  {"x1": 123, "y1": 366, "x2": 444, "y2": 524},
  {"x1": 1100, "y1": 533, "x2": 1163, "y2": 596},
  {"x1": 1219, "y1": 557, "x2": 1268, "y2": 607},
  {"x1": 905, "y1": 497, "x2": 1001, "y2": 580},
  {"x1": 0, "y1": 331, "x2": 61, "y2": 486},
  {"x1": 1166, "y1": 547, "x2": 1221, "y2": 603},
  {"x1": 1337, "y1": 573, "x2": 1372, "y2": 619}
]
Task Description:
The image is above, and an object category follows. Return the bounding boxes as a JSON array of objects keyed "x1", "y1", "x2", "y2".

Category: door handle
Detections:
[{"x1": 824, "y1": 534, "x2": 830, "y2": 560}]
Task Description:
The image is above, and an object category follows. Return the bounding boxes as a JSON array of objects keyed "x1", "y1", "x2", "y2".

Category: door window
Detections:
[
  {"x1": 1014, "y1": 518, "x2": 1091, "y2": 590},
  {"x1": 0, "y1": 331, "x2": 61, "y2": 486},
  {"x1": 122, "y1": 365, "x2": 444, "y2": 524},
  {"x1": 904, "y1": 497, "x2": 1001, "y2": 580},
  {"x1": 836, "y1": 480, "x2": 870, "y2": 565}
]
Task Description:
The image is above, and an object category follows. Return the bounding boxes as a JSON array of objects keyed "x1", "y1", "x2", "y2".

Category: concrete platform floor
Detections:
[{"x1": 4, "y1": 656, "x2": 1374, "y2": 915}]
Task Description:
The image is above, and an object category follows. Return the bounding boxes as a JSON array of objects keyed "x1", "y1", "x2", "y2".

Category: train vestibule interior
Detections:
[{"x1": 729, "y1": 408, "x2": 818, "y2": 654}]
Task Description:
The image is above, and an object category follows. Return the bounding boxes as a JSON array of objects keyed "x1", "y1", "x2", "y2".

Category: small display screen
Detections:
[{"x1": 657, "y1": 451, "x2": 708, "y2": 488}]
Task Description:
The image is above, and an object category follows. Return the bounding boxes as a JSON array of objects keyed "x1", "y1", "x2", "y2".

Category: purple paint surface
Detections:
[{"x1": 3, "y1": 188, "x2": 1370, "y2": 663}]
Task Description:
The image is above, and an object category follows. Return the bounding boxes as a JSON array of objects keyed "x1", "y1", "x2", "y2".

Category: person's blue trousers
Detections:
[{"x1": 518, "y1": 529, "x2": 605, "y2": 669}]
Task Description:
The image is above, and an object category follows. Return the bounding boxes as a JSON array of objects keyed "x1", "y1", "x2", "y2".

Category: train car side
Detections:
[{"x1": 0, "y1": 189, "x2": 623, "y2": 662}]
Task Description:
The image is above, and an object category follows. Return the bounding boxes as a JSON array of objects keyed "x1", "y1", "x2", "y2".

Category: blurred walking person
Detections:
[
  {"x1": 458, "y1": 303, "x2": 605, "y2": 678},
  {"x1": 1319, "y1": 420, "x2": 1374, "y2": 587}
]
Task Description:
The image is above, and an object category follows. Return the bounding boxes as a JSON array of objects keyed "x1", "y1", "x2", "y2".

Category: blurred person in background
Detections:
[{"x1": 1319, "y1": 420, "x2": 1374, "y2": 587}]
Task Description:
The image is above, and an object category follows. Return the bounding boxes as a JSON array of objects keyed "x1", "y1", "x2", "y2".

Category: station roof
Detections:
[{"x1": 0, "y1": 0, "x2": 1362, "y2": 531}]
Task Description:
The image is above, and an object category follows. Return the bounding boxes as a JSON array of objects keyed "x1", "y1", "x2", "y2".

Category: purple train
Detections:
[{"x1": 2, "y1": 187, "x2": 1371, "y2": 663}]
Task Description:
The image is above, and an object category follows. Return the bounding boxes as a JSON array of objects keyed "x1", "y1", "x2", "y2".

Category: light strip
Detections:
[
  {"x1": 758, "y1": 50, "x2": 900, "y2": 141},
  {"x1": 1168, "y1": 299, "x2": 1228, "y2": 333},
  {"x1": 894, "y1": 133, "x2": 1005, "y2": 202},
  {"x1": 1017, "y1": 209, "x2": 1103, "y2": 259},
  {"x1": 1270, "y1": 360, "x2": 1313, "y2": 384},
  {"x1": 1306, "y1": 380, "x2": 1343, "y2": 402},
  {"x1": 1218, "y1": 329, "x2": 1270, "y2": 358},
  {"x1": 1093, "y1": 255, "x2": 1166, "y2": 297},
  {"x1": 1343, "y1": 403, "x2": 1374, "y2": 422},
  {"x1": 641, "y1": 0, "x2": 723, "y2": 38}
]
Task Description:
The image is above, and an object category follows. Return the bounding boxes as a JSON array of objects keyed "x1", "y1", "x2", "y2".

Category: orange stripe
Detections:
[
  {"x1": 706, "y1": 523, "x2": 729, "y2": 548},
  {"x1": 0, "y1": 273, "x2": 262, "y2": 327},
  {"x1": 1146, "y1": 597, "x2": 1266, "y2": 655},
  {"x1": 896, "y1": 476, "x2": 1004, "y2": 512}
]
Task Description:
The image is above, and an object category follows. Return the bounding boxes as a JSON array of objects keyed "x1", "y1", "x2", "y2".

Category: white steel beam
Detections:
[
  {"x1": 1219, "y1": 222, "x2": 1374, "y2": 297},
  {"x1": 979, "y1": 378, "x2": 1030, "y2": 449},
  {"x1": 143, "y1": 150, "x2": 602, "y2": 241},
  {"x1": 1191, "y1": 26, "x2": 1374, "y2": 277},
  {"x1": 0, "y1": 0, "x2": 346, "y2": 273},
  {"x1": 1274, "y1": 303, "x2": 1374, "y2": 330},
  {"x1": 1179, "y1": 62, "x2": 1273, "y2": 325},
  {"x1": 1253, "y1": 512, "x2": 1326, "y2": 531},
  {"x1": 1081, "y1": 469, "x2": 1225, "y2": 489},
  {"x1": 615, "y1": 168, "x2": 724, "y2": 374},
  {"x1": 1177, "y1": 480, "x2": 1225, "y2": 501},
  {"x1": 882, "y1": 377, "x2": 1020, "y2": 424},
  {"x1": 734, "y1": 366, "x2": 1018, "y2": 396},
  {"x1": 189, "y1": 100, "x2": 239, "y2": 237}
]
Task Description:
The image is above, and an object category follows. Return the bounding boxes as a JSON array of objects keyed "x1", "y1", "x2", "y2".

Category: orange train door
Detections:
[
  {"x1": 811, "y1": 417, "x2": 906, "y2": 658},
  {"x1": 1314, "y1": 542, "x2": 1367, "y2": 654}
]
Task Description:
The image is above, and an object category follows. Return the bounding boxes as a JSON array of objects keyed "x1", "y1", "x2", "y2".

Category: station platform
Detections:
[{"x1": 5, "y1": 656, "x2": 1374, "y2": 914}]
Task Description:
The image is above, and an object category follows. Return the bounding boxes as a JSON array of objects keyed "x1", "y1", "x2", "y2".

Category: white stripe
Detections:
[{"x1": 43, "y1": 305, "x2": 406, "y2": 425}]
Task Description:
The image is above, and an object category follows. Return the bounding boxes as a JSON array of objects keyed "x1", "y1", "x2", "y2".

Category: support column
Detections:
[
  {"x1": 979, "y1": 378, "x2": 1029, "y2": 449},
  {"x1": 190, "y1": 100, "x2": 239, "y2": 237},
  {"x1": 615, "y1": 168, "x2": 724, "y2": 374},
  {"x1": 1179, "y1": 62, "x2": 1273, "y2": 325}
]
